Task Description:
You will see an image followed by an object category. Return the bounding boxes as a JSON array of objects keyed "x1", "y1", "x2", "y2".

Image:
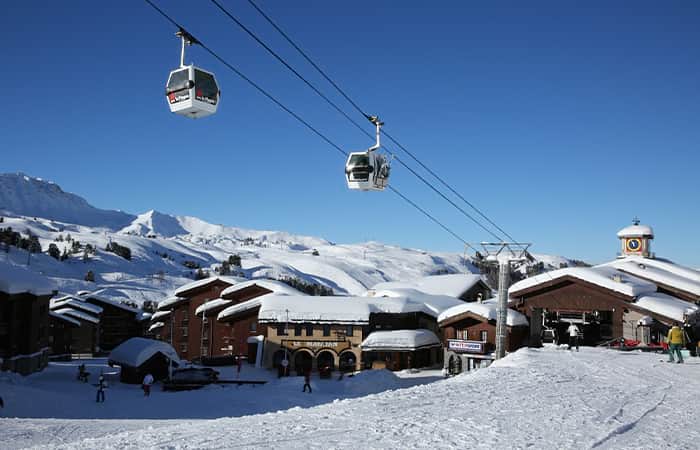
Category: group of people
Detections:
[
  {"x1": 666, "y1": 321, "x2": 700, "y2": 364},
  {"x1": 77, "y1": 365, "x2": 155, "y2": 402}
]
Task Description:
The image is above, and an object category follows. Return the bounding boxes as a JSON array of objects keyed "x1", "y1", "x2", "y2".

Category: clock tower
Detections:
[{"x1": 616, "y1": 218, "x2": 654, "y2": 258}]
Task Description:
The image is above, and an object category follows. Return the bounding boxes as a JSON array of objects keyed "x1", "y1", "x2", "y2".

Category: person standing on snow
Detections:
[
  {"x1": 302, "y1": 366, "x2": 312, "y2": 393},
  {"x1": 567, "y1": 322, "x2": 580, "y2": 352},
  {"x1": 96, "y1": 373, "x2": 106, "y2": 403},
  {"x1": 236, "y1": 355, "x2": 243, "y2": 379},
  {"x1": 142, "y1": 373, "x2": 154, "y2": 397},
  {"x1": 667, "y1": 322, "x2": 686, "y2": 363}
]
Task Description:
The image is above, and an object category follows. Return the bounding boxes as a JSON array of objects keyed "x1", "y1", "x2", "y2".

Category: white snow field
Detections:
[{"x1": 3, "y1": 347, "x2": 699, "y2": 449}]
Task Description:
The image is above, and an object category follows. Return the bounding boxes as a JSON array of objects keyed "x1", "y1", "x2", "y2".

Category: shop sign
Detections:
[
  {"x1": 284, "y1": 340, "x2": 348, "y2": 349},
  {"x1": 448, "y1": 339, "x2": 485, "y2": 354}
]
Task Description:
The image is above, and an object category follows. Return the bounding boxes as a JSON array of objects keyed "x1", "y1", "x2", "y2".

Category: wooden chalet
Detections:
[{"x1": 0, "y1": 263, "x2": 55, "y2": 374}]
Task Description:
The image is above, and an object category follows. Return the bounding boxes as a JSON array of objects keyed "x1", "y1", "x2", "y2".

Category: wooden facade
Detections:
[
  {"x1": 83, "y1": 297, "x2": 145, "y2": 353},
  {"x1": 48, "y1": 313, "x2": 79, "y2": 357},
  {"x1": 0, "y1": 291, "x2": 51, "y2": 375}
]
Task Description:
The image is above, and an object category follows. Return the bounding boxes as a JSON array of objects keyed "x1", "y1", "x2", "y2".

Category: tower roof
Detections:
[{"x1": 617, "y1": 223, "x2": 654, "y2": 239}]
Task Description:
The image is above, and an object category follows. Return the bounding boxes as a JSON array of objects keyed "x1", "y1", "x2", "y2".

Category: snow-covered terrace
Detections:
[
  {"x1": 148, "y1": 322, "x2": 165, "y2": 333},
  {"x1": 157, "y1": 296, "x2": 187, "y2": 311},
  {"x1": 49, "y1": 310, "x2": 81, "y2": 327},
  {"x1": 361, "y1": 329, "x2": 441, "y2": 351},
  {"x1": 50, "y1": 297, "x2": 103, "y2": 315},
  {"x1": 195, "y1": 298, "x2": 234, "y2": 316},
  {"x1": 150, "y1": 309, "x2": 171, "y2": 321},
  {"x1": 52, "y1": 307, "x2": 99, "y2": 324},
  {"x1": 438, "y1": 300, "x2": 529, "y2": 327}
]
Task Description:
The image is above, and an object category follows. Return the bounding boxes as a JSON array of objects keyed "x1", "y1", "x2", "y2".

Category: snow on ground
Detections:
[{"x1": 3, "y1": 347, "x2": 700, "y2": 449}]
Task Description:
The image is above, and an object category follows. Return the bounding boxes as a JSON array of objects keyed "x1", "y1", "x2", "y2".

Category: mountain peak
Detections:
[{"x1": 0, "y1": 172, "x2": 135, "y2": 229}]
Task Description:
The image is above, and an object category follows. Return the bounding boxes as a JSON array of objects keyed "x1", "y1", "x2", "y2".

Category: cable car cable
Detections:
[
  {"x1": 244, "y1": 0, "x2": 516, "y2": 242},
  {"x1": 205, "y1": 0, "x2": 506, "y2": 242},
  {"x1": 143, "y1": 0, "x2": 471, "y2": 247}
]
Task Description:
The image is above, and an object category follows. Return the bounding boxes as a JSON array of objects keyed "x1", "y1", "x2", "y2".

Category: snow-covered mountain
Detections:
[
  {"x1": 0, "y1": 173, "x2": 135, "y2": 229},
  {"x1": 0, "y1": 173, "x2": 576, "y2": 308}
]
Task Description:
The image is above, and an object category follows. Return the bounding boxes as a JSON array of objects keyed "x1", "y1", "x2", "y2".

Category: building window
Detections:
[
  {"x1": 294, "y1": 324, "x2": 302, "y2": 336},
  {"x1": 181, "y1": 327, "x2": 188, "y2": 337},
  {"x1": 323, "y1": 324, "x2": 331, "y2": 337},
  {"x1": 456, "y1": 329, "x2": 468, "y2": 340},
  {"x1": 346, "y1": 326, "x2": 354, "y2": 337},
  {"x1": 180, "y1": 343, "x2": 188, "y2": 353},
  {"x1": 306, "y1": 324, "x2": 313, "y2": 336},
  {"x1": 480, "y1": 330, "x2": 488, "y2": 342},
  {"x1": 249, "y1": 321, "x2": 257, "y2": 332},
  {"x1": 277, "y1": 324, "x2": 287, "y2": 336}
]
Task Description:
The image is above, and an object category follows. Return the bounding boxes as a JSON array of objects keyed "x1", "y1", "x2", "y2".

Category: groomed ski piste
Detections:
[{"x1": 3, "y1": 346, "x2": 699, "y2": 449}]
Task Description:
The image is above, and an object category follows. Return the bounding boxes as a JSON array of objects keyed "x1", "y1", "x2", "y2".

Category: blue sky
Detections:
[{"x1": 2, "y1": 1, "x2": 699, "y2": 267}]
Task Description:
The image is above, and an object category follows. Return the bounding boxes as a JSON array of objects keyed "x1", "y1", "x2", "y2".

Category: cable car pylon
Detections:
[{"x1": 345, "y1": 115, "x2": 391, "y2": 191}]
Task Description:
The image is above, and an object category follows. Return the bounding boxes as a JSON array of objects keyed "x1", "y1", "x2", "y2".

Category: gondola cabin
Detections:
[
  {"x1": 345, "y1": 151, "x2": 390, "y2": 191},
  {"x1": 165, "y1": 65, "x2": 220, "y2": 119}
]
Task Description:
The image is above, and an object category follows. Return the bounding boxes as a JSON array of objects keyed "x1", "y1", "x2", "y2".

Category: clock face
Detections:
[{"x1": 626, "y1": 238, "x2": 642, "y2": 252}]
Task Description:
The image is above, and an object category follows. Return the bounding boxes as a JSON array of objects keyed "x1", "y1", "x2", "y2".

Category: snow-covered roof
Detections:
[
  {"x1": 49, "y1": 311, "x2": 81, "y2": 327},
  {"x1": 50, "y1": 297, "x2": 103, "y2": 315},
  {"x1": 634, "y1": 293, "x2": 698, "y2": 323},
  {"x1": 0, "y1": 261, "x2": 56, "y2": 296},
  {"x1": 52, "y1": 307, "x2": 100, "y2": 324},
  {"x1": 109, "y1": 337, "x2": 180, "y2": 368},
  {"x1": 157, "y1": 296, "x2": 187, "y2": 311},
  {"x1": 617, "y1": 224, "x2": 654, "y2": 238},
  {"x1": 150, "y1": 310, "x2": 171, "y2": 321},
  {"x1": 82, "y1": 290, "x2": 142, "y2": 314},
  {"x1": 148, "y1": 322, "x2": 165, "y2": 332},
  {"x1": 220, "y1": 279, "x2": 305, "y2": 298},
  {"x1": 370, "y1": 274, "x2": 485, "y2": 299},
  {"x1": 509, "y1": 266, "x2": 658, "y2": 298},
  {"x1": 195, "y1": 298, "x2": 233, "y2": 316},
  {"x1": 361, "y1": 329, "x2": 441, "y2": 351},
  {"x1": 173, "y1": 276, "x2": 245, "y2": 297},
  {"x1": 218, "y1": 292, "x2": 292, "y2": 321},
  {"x1": 603, "y1": 258, "x2": 700, "y2": 297},
  {"x1": 437, "y1": 300, "x2": 529, "y2": 327},
  {"x1": 258, "y1": 291, "x2": 465, "y2": 324}
]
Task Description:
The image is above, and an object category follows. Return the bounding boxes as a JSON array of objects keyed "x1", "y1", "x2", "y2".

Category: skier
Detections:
[
  {"x1": 77, "y1": 363, "x2": 89, "y2": 382},
  {"x1": 142, "y1": 373, "x2": 154, "y2": 397},
  {"x1": 667, "y1": 322, "x2": 685, "y2": 363},
  {"x1": 566, "y1": 322, "x2": 580, "y2": 352},
  {"x1": 96, "y1": 373, "x2": 106, "y2": 403},
  {"x1": 302, "y1": 366, "x2": 312, "y2": 393},
  {"x1": 236, "y1": 355, "x2": 243, "y2": 379}
]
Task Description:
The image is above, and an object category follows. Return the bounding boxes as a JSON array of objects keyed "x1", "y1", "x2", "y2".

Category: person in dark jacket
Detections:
[
  {"x1": 302, "y1": 367, "x2": 312, "y2": 393},
  {"x1": 96, "y1": 374, "x2": 106, "y2": 403}
]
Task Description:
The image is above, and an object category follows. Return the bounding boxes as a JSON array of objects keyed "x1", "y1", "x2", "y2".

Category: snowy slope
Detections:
[
  {"x1": 0, "y1": 173, "x2": 134, "y2": 229},
  {"x1": 3, "y1": 347, "x2": 700, "y2": 449},
  {"x1": 0, "y1": 174, "x2": 573, "y2": 307}
]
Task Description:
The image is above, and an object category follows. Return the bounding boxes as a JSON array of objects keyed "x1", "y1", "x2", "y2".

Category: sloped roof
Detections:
[
  {"x1": 49, "y1": 311, "x2": 81, "y2": 327},
  {"x1": 437, "y1": 300, "x2": 529, "y2": 327},
  {"x1": 109, "y1": 337, "x2": 179, "y2": 368},
  {"x1": 617, "y1": 224, "x2": 654, "y2": 238},
  {"x1": 370, "y1": 274, "x2": 486, "y2": 299},
  {"x1": 509, "y1": 266, "x2": 657, "y2": 298},
  {"x1": 173, "y1": 276, "x2": 245, "y2": 297},
  {"x1": 0, "y1": 261, "x2": 55, "y2": 296},
  {"x1": 634, "y1": 293, "x2": 698, "y2": 322},
  {"x1": 603, "y1": 258, "x2": 700, "y2": 297},
  {"x1": 361, "y1": 329, "x2": 441, "y2": 351},
  {"x1": 50, "y1": 297, "x2": 103, "y2": 315},
  {"x1": 157, "y1": 296, "x2": 187, "y2": 311},
  {"x1": 220, "y1": 279, "x2": 304, "y2": 298},
  {"x1": 150, "y1": 310, "x2": 171, "y2": 321}
]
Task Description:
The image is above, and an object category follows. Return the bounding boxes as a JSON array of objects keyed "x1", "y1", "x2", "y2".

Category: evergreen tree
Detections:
[
  {"x1": 48, "y1": 243, "x2": 60, "y2": 260},
  {"x1": 228, "y1": 254, "x2": 242, "y2": 267}
]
